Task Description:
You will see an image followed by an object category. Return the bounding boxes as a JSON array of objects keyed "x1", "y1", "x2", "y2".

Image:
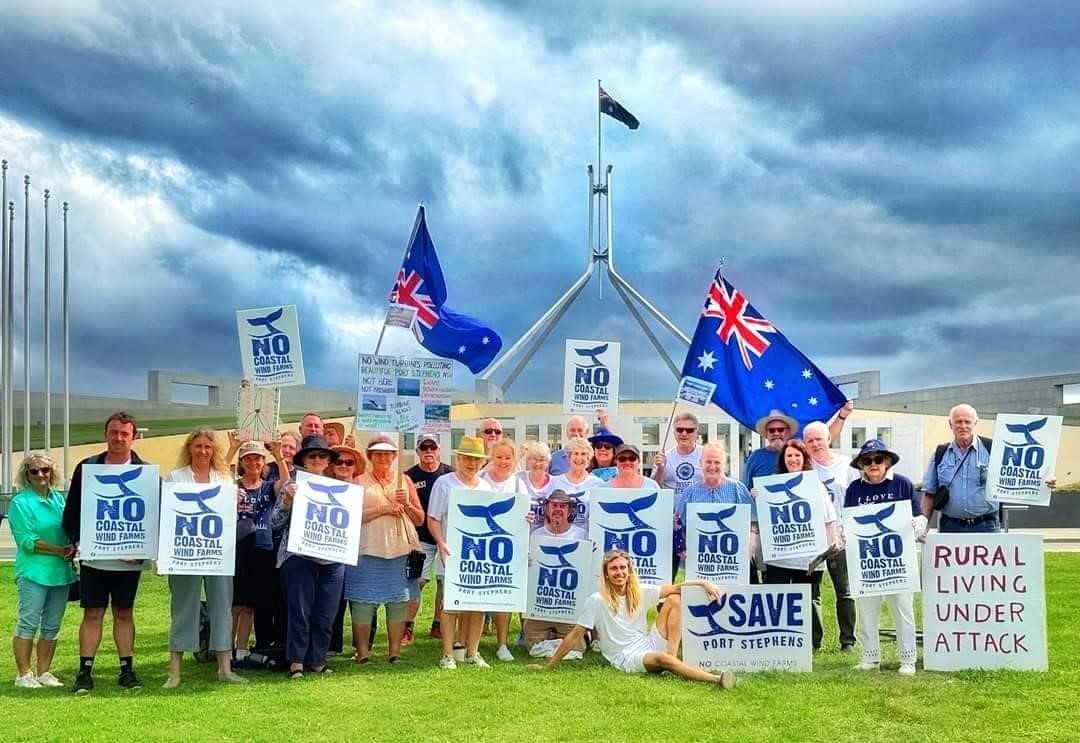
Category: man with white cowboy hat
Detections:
[{"x1": 742, "y1": 409, "x2": 800, "y2": 489}]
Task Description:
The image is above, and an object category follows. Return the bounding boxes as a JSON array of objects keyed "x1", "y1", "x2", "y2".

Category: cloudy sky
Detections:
[{"x1": 2, "y1": 0, "x2": 1078, "y2": 405}]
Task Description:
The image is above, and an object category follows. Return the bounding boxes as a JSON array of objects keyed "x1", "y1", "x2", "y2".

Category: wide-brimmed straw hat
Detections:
[
  {"x1": 332, "y1": 445, "x2": 367, "y2": 474},
  {"x1": 755, "y1": 409, "x2": 800, "y2": 439},
  {"x1": 455, "y1": 435, "x2": 489, "y2": 459}
]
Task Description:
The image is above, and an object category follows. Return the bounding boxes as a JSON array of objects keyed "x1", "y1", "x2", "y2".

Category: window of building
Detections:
[
  {"x1": 451, "y1": 428, "x2": 464, "y2": 451},
  {"x1": 697, "y1": 423, "x2": 709, "y2": 444},
  {"x1": 850, "y1": 427, "x2": 867, "y2": 451},
  {"x1": 875, "y1": 427, "x2": 892, "y2": 448},
  {"x1": 547, "y1": 424, "x2": 562, "y2": 450},
  {"x1": 642, "y1": 423, "x2": 660, "y2": 446},
  {"x1": 525, "y1": 424, "x2": 540, "y2": 442},
  {"x1": 403, "y1": 432, "x2": 415, "y2": 451},
  {"x1": 1064, "y1": 383, "x2": 1080, "y2": 405}
]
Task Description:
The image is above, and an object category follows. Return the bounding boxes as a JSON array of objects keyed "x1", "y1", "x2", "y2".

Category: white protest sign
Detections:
[
  {"x1": 685, "y1": 503, "x2": 752, "y2": 585},
  {"x1": 843, "y1": 502, "x2": 920, "y2": 597},
  {"x1": 754, "y1": 472, "x2": 830, "y2": 564},
  {"x1": 589, "y1": 488, "x2": 673, "y2": 585},
  {"x1": 444, "y1": 489, "x2": 529, "y2": 612},
  {"x1": 236, "y1": 305, "x2": 305, "y2": 387},
  {"x1": 525, "y1": 535, "x2": 594, "y2": 622},
  {"x1": 157, "y1": 482, "x2": 237, "y2": 576},
  {"x1": 987, "y1": 414, "x2": 1062, "y2": 507},
  {"x1": 236, "y1": 384, "x2": 281, "y2": 443},
  {"x1": 675, "y1": 376, "x2": 716, "y2": 408},
  {"x1": 286, "y1": 475, "x2": 363, "y2": 566},
  {"x1": 922, "y1": 533, "x2": 1047, "y2": 671},
  {"x1": 356, "y1": 354, "x2": 453, "y2": 434},
  {"x1": 681, "y1": 585, "x2": 812, "y2": 673},
  {"x1": 385, "y1": 303, "x2": 418, "y2": 330},
  {"x1": 563, "y1": 339, "x2": 620, "y2": 415},
  {"x1": 79, "y1": 464, "x2": 160, "y2": 560}
]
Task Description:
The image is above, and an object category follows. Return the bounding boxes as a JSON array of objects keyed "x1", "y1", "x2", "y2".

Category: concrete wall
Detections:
[{"x1": 853, "y1": 372, "x2": 1080, "y2": 418}]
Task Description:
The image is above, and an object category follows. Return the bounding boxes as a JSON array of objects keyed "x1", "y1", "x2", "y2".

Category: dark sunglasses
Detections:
[
  {"x1": 306, "y1": 452, "x2": 331, "y2": 460},
  {"x1": 616, "y1": 455, "x2": 639, "y2": 463},
  {"x1": 417, "y1": 444, "x2": 438, "y2": 451},
  {"x1": 594, "y1": 443, "x2": 614, "y2": 450},
  {"x1": 28, "y1": 466, "x2": 51, "y2": 475},
  {"x1": 336, "y1": 459, "x2": 356, "y2": 467},
  {"x1": 766, "y1": 426, "x2": 789, "y2": 434},
  {"x1": 861, "y1": 455, "x2": 887, "y2": 465},
  {"x1": 675, "y1": 427, "x2": 696, "y2": 434},
  {"x1": 481, "y1": 428, "x2": 502, "y2": 435}
]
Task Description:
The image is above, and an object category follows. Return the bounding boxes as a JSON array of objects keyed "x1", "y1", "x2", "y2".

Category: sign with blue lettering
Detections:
[
  {"x1": 685, "y1": 503, "x2": 751, "y2": 585},
  {"x1": 754, "y1": 472, "x2": 829, "y2": 564},
  {"x1": 987, "y1": 413, "x2": 1062, "y2": 507},
  {"x1": 356, "y1": 354, "x2": 454, "y2": 434},
  {"x1": 157, "y1": 482, "x2": 237, "y2": 575},
  {"x1": 444, "y1": 489, "x2": 529, "y2": 612},
  {"x1": 681, "y1": 585, "x2": 812, "y2": 672},
  {"x1": 525, "y1": 535, "x2": 595, "y2": 622},
  {"x1": 236, "y1": 305, "x2": 306, "y2": 388},
  {"x1": 589, "y1": 488, "x2": 673, "y2": 585},
  {"x1": 843, "y1": 502, "x2": 920, "y2": 597},
  {"x1": 562, "y1": 339, "x2": 621, "y2": 415},
  {"x1": 286, "y1": 475, "x2": 363, "y2": 565},
  {"x1": 79, "y1": 464, "x2": 160, "y2": 560}
]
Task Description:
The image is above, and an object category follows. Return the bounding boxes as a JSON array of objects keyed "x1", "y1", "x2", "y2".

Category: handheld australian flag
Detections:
[
  {"x1": 389, "y1": 207, "x2": 503, "y2": 373},
  {"x1": 599, "y1": 86, "x2": 639, "y2": 130},
  {"x1": 679, "y1": 268, "x2": 847, "y2": 431}
]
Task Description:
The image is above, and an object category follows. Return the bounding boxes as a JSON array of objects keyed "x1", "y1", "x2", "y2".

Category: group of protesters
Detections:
[{"x1": 7, "y1": 399, "x2": 1051, "y2": 691}]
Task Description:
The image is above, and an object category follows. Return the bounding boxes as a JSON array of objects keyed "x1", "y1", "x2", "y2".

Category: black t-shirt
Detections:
[{"x1": 406, "y1": 463, "x2": 454, "y2": 544}]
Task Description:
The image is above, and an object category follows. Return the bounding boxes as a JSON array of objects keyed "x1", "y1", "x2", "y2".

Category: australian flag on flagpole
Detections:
[
  {"x1": 599, "y1": 86, "x2": 639, "y2": 130},
  {"x1": 678, "y1": 267, "x2": 847, "y2": 431},
  {"x1": 389, "y1": 206, "x2": 503, "y2": 373}
]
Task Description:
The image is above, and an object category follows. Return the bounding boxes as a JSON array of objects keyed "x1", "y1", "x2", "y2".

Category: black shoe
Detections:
[
  {"x1": 118, "y1": 670, "x2": 143, "y2": 690},
  {"x1": 73, "y1": 673, "x2": 93, "y2": 695}
]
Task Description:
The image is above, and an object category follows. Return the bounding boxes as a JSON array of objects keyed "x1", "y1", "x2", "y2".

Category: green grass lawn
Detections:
[{"x1": 2, "y1": 556, "x2": 1079, "y2": 742}]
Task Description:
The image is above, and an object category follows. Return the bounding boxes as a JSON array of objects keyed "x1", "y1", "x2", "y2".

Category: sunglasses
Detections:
[
  {"x1": 675, "y1": 427, "x2": 696, "y2": 434},
  {"x1": 336, "y1": 459, "x2": 356, "y2": 467},
  {"x1": 861, "y1": 455, "x2": 887, "y2": 465},
  {"x1": 28, "y1": 466, "x2": 51, "y2": 475},
  {"x1": 594, "y1": 443, "x2": 614, "y2": 450},
  {"x1": 616, "y1": 455, "x2": 639, "y2": 463},
  {"x1": 766, "y1": 426, "x2": 789, "y2": 434},
  {"x1": 481, "y1": 428, "x2": 502, "y2": 435},
  {"x1": 417, "y1": 444, "x2": 438, "y2": 451},
  {"x1": 306, "y1": 452, "x2": 331, "y2": 460}
]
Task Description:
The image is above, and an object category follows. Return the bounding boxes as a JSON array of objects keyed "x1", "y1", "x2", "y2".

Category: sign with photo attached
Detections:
[
  {"x1": 986, "y1": 413, "x2": 1062, "y2": 507},
  {"x1": 157, "y1": 482, "x2": 237, "y2": 576},
  {"x1": 563, "y1": 339, "x2": 620, "y2": 415},
  {"x1": 236, "y1": 305, "x2": 305, "y2": 387},
  {"x1": 754, "y1": 472, "x2": 829, "y2": 564},
  {"x1": 842, "y1": 502, "x2": 920, "y2": 597},
  {"x1": 356, "y1": 354, "x2": 453, "y2": 434},
  {"x1": 79, "y1": 464, "x2": 161, "y2": 560},
  {"x1": 444, "y1": 489, "x2": 529, "y2": 612}
]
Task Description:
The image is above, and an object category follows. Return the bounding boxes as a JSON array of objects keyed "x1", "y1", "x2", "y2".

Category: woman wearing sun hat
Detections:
[
  {"x1": 426, "y1": 435, "x2": 495, "y2": 669},
  {"x1": 343, "y1": 434, "x2": 423, "y2": 664},
  {"x1": 272, "y1": 434, "x2": 344, "y2": 678},
  {"x1": 587, "y1": 426, "x2": 623, "y2": 482},
  {"x1": 845, "y1": 439, "x2": 921, "y2": 676}
]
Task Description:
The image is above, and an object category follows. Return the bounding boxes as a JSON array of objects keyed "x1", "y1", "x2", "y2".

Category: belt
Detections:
[{"x1": 944, "y1": 513, "x2": 997, "y2": 525}]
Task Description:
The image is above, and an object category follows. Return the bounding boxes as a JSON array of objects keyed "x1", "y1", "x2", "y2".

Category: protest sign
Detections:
[
  {"x1": 356, "y1": 354, "x2": 453, "y2": 434},
  {"x1": 754, "y1": 472, "x2": 829, "y2": 564},
  {"x1": 563, "y1": 339, "x2": 620, "y2": 415},
  {"x1": 385, "y1": 303, "x2": 418, "y2": 330},
  {"x1": 922, "y1": 533, "x2": 1047, "y2": 671},
  {"x1": 286, "y1": 474, "x2": 363, "y2": 565},
  {"x1": 78, "y1": 464, "x2": 160, "y2": 560},
  {"x1": 444, "y1": 489, "x2": 529, "y2": 612},
  {"x1": 589, "y1": 487, "x2": 673, "y2": 585},
  {"x1": 157, "y1": 482, "x2": 237, "y2": 576},
  {"x1": 525, "y1": 535, "x2": 594, "y2": 622},
  {"x1": 675, "y1": 376, "x2": 716, "y2": 408},
  {"x1": 236, "y1": 384, "x2": 281, "y2": 443},
  {"x1": 684, "y1": 503, "x2": 752, "y2": 585},
  {"x1": 681, "y1": 585, "x2": 812, "y2": 673},
  {"x1": 843, "y1": 502, "x2": 920, "y2": 597},
  {"x1": 987, "y1": 413, "x2": 1062, "y2": 507},
  {"x1": 236, "y1": 305, "x2": 305, "y2": 387}
]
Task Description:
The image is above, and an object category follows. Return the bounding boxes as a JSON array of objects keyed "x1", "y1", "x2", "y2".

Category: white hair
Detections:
[
  {"x1": 565, "y1": 415, "x2": 588, "y2": 433},
  {"x1": 949, "y1": 404, "x2": 978, "y2": 423},
  {"x1": 701, "y1": 441, "x2": 727, "y2": 461},
  {"x1": 802, "y1": 421, "x2": 830, "y2": 441}
]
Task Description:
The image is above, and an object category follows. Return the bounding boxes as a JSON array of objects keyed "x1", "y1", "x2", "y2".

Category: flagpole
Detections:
[
  {"x1": 0, "y1": 160, "x2": 7, "y2": 492},
  {"x1": 62, "y1": 202, "x2": 70, "y2": 483},
  {"x1": 22, "y1": 175, "x2": 30, "y2": 456},
  {"x1": 658, "y1": 399, "x2": 678, "y2": 454},
  {"x1": 373, "y1": 204, "x2": 425, "y2": 357},
  {"x1": 43, "y1": 188, "x2": 50, "y2": 453},
  {"x1": 5, "y1": 200, "x2": 13, "y2": 488},
  {"x1": 596, "y1": 79, "x2": 603, "y2": 300}
]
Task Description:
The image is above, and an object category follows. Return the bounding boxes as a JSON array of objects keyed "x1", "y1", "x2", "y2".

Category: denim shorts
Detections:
[{"x1": 15, "y1": 576, "x2": 69, "y2": 640}]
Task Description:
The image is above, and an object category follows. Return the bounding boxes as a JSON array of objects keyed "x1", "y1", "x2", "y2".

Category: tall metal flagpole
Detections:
[
  {"x1": 596, "y1": 79, "x2": 603, "y2": 300},
  {"x1": 62, "y1": 202, "x2": 70, "y2": 482},
  {"x1": 1, "y1": 160, "x2": 7, "y2": 491},
  {"x1": 22, "y1": 175, "x2": 30, "y2": 455},
  {"x1": 5, "y1": 200, "x2": 13, "y2": 486},
  {"x1": 373, "y1": 204, "x2": 424, "y2": 357},
  {"x1": 43, "y1": 189, "x2": 50, "y2": 452}
]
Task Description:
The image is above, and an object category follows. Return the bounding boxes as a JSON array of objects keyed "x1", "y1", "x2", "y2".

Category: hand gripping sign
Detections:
[
  {"x1": 842, "y1": 502, "x2": 920, "y2": 597},
  {"x1": 986, "y1": 414, "x2": 1062, "y2": 507}
]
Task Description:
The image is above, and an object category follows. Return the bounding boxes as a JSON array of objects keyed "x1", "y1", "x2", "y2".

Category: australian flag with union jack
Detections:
[
  {"x1": 389, "y1": 206, "x2": 502, "y2": 373},
  {"x1": 680, "y1": 268, "x2": 847, "y2": 431}
]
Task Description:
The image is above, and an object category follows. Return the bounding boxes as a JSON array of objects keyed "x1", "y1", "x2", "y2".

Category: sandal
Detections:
[
  {"x1": 353, "y1": 655, "x2": 370, "y2": 665},
  {"x1": 388, "y1": 656, "x2": 400, "y2": 665},
  {"x1": 288, "y1": 669, "x2": 304, "y2": 680}
]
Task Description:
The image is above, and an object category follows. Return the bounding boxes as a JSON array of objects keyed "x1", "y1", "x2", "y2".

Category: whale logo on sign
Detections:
[
  {"x1": 537, "y1": 540, "x2": 580, "y2": 569},
  {"x1": 246, "y1": 307, "x2": 285, "y2": 337},
  {"x1": 597, "y1": 492, "x2": 656, "y2": 531},
  {"x1": 763, "y1": 473, "x2": 806, "y2": 504},
  {"x1": 851, "y1": 503, "x2": 895, "y2": 539},
  {"x1": 697, "y1": 505, "x2": 739, "y2": 535},
  {"x1": 457, "y1": 496, "x2": 516, "y2": 537},
  {"x1": 688, "y1": 593, "x2": 804, "y2": 637},
  {"x1": 94, "y1": 467, "x2": 144, "y2": 497},
  {"x1": 574, "y1": 343, "x2": 608, "y2": 369},
  {"x1": 1005, "y1": 417, "x2": 1047, "y2": 447},
  {"x1": 307, "y1": 481, "x2": 349, "y2": 508},
  {"x1": 174, "y1": 487, "x2": 220, "y2": 516}
]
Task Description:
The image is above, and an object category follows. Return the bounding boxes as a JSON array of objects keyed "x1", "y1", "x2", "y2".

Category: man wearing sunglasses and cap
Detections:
[{"x1": 403, "y1": 434, "x2": 453, "y2": 641}]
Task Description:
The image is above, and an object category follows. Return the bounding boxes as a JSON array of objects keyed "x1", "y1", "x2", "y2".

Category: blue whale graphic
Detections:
[{"x1": 246, "y1": 307, "x2": 285, "y2": 337}]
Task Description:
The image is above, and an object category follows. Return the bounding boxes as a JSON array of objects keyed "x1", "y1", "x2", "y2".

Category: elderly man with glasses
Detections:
[{"x1": 651, "y1": 412, "x2": 704, "y2": 582}]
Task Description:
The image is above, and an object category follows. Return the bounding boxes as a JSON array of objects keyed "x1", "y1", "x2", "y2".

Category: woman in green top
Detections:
[{"x1": 8, "y1": 452, "x2": 76, "y2": 689}]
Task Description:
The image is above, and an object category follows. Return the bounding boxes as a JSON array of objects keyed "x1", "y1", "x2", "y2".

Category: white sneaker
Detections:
[
  {"x1": 463, "y1": 654, "x2": 490, "y2": 668},
  {"x1": 898, "y1": 664, "x2": 916, "y2": 676},
  {"x1": 36, "y1": 672, "x2": 63, "y2": 688},
  {"x1": 495, "y1": 645, "x2": 514, "y2": 662},
  {"x1": 855, "y1": 661, "x2": 879, "y2": 671},
  {"x1": 452, "y1": 645, "x2": 466, "y2": 662},
  {"x1": 439, "y1": 655, "x2": 457, "y2": 670},
  {"x1": 14, "y1": 672, "x2": 42, "y2": 689}
]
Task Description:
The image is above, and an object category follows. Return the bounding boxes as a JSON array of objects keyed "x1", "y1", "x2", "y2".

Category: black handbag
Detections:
[{"x1": 405, "y1": 550, "x2": 425, "y2": 580}]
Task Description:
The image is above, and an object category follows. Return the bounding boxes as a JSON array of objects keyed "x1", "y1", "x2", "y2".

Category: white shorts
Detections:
[
  {"x1": 608, "y1": 626, "x2": 667, "y2": 674},
  {"x1": 420, "y1": 542, "x2": 439, "y2": 582}
]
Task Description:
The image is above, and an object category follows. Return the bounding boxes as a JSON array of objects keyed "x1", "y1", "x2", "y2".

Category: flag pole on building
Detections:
[
  {"x1": 62, "y1": 202, "x2": 70, "y2": 483},
  {"x1": 43, "y1": 188, "x2": 50, "y2": 452},
  {"x1": 1, "y1": 160, "x2": 8, "y2": 491},
  {"x1": 22, "y1": 175, "x2": 30, "y2": 455}
]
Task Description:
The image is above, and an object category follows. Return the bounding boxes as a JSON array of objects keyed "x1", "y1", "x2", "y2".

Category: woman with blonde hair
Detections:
[
  {"x1": 548, "y1": 437, "x2": 602, "y2": 531},
  {"x1": 535, "y1": 550, "x2": 735, "y2": 688},
  {"x1": 480, "y1": 438, "x2": 523, "y2": 662},
  {"x1": 8, "y1": 452, "x2": 76, "y2": 688},
  {"x1": 164, "y1": 427, "x2": 247, "y2": 688}
]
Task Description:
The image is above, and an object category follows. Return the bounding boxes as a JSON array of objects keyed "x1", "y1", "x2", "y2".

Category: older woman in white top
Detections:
[
  {"x1": 548, "y1": 437, "x2": 602, "y2": 531},
  {"x1": 480, "y1": 439, "x2": 523, "y2": 662}
]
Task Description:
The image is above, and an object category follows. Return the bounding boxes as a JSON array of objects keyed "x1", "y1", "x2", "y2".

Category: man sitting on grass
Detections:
[{"x1": 532, "y1": 549, "x2": 736, "y2": 689}]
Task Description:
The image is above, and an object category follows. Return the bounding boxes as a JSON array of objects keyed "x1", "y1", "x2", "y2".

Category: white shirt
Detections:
[
  {"x1": 549, "y1": 472, "x2": 603, "y2": 530},
  {"x1": 532, "y1": 523, "x2": 588, "y2": 541},
  {"x1": 482, "y1": 471, "x2": 524, "y2": 494},
  {"x1": 577, "y1": 583, "x2": 662, "y2": 664},
  {"x1": 811, "y1": 456, "x2": 858, "y2": 518},
  {"x1": 659, "y1": 445, "x2": 704, "y2": 496},
  {"x1": 428, "y1": 472, "x2": 494, "y2": 523},
  {"x1": 517, "y1": 471, "x2": 554, "y2": 532}
]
